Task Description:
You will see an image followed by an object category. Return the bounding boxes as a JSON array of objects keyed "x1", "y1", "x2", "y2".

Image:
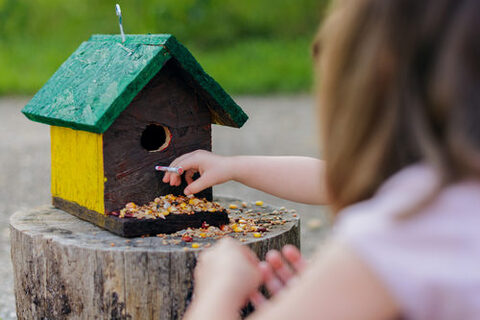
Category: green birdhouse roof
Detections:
[{"x1": 22, "y1": 34, "x2": 248, "y2": 133}]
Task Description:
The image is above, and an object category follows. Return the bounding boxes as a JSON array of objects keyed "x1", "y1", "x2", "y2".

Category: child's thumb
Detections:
[{"x1": 184, "y1": 177, "x2": 209, "y2": 196}]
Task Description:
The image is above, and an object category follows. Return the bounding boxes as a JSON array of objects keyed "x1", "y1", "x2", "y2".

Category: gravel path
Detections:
[{"x1": 0, "y1": 96, "x2": 331, "y2": 319}]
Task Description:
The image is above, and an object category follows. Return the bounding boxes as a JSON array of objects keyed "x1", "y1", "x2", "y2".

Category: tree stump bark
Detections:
[{"x1": 10, "y1": 197, "x2": 300, "y2": 320}]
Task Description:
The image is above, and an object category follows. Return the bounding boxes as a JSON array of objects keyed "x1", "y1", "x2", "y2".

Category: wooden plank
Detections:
[
  {"x1": 164, "y1": 37, "x2": 249, "y2": 128},
  {"x1": 53, "y1": 197, "x2": 229, "y2": 237},
  {"x1": 102, "y1": 59, "x2": 213, "y2": 214},
  {"x1": 51, "y1": 126, "x2": 104, "y2": 214},
  {"x1": 22, "y1": 39, "x2": 170, "y2": 133}
]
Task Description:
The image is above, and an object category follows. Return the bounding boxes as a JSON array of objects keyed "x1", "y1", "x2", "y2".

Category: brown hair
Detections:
[{"x1": 315, "y1": 0, "x2": 480, "y2": 212}]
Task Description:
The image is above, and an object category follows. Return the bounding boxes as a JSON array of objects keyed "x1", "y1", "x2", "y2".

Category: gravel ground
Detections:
[{"x1": 0, "y1": 95, "x2": 331, "y2": 319}]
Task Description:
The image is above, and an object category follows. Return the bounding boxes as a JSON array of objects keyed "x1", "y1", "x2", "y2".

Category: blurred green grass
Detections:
[
  {"x1": 0, "y1": 36, "x2": 314, "y2": 95},
  {"x1": 196, "y1": 37, "x2": 315, "y2": 95},
  {"x1": 0, "y1": 0, "x2": 328, "y2": 95}
]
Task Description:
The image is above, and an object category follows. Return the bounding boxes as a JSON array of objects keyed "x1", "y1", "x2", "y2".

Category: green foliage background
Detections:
[{"x1": 0, "y1": 0, "x2": 329, "y2": 95}]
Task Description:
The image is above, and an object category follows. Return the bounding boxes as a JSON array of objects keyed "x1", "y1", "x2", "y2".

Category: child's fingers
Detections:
[
  {"x1": 258, "y1": 261, "x2": 284, "y2": 295},
  {"x1": 168, "y1": 157, "x2": 197, "y2": 187},
  {"x1": 162, "y1": 152, "x2": 197, "y2": 184},
  {"x1": 174, "y1": 175, "x2": 182, "y2": 187},
  {"x1": 162, "y1": 170, "x2": 178, "y2": 185},
  {"x1": 162, "y1": 172, "x2": 169, "y2": 183},
  {"x1": 162, "y1": 150, "x2": 211, "y2": 186},
  {"x1": 265, "y1": 250, "x2": 295, "y2": 284},
  {"x1": 184, "y1": 175, "x2": 212, "y2": 195},
  {"x1": 281, "y1": 245, "x2": 307, "y2": 273},
  {"x1": 169, "y1": 173, "x2": 181, "y2": 187},
  {"x1": 168, "y1": 151, "x2": 196, "y2": 168},
  {"x1": 172, "y1": 150, "x2": 207, "y2": 171},
  {"x1": 249, "y1": 291, "x2": 267, "y2": 309},
  {"x1": 163, "y1": 158, "x2": 186, "y2": 184},
  {"x1": 241, "y1": 243, "x2": 260, "y2": 265},
  {"x1": 185, "y1": 170, "x2": 196, "y2": 185}
]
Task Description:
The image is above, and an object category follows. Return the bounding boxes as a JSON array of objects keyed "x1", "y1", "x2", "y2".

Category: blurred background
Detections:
[
  {"x1": 0, "y1": 1, "x2": 331, "y2": 319},
  {"x1": 0, "y1": 0, "x2": 329, "y2": 96}
]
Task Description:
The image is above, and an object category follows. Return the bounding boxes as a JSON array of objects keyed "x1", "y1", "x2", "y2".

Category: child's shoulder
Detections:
[
  {"x1": 337, "y1": 163, "x2": 480, "y2": 229},
  {"x1": 333, "y1": 164, "x2": 480, "y2": 320}
]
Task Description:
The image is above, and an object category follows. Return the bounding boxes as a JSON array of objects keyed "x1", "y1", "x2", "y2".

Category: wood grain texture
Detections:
[
  {"x1": 53, "y1": 197, "x2": 229, "y2": 237},
  {"x1": 162, "y1": 36, "x2": 249, "y2": 128},
  {"x1": 22, "y1": 34, "x2": 248, "y2": 133},
  {"x1": 10, "y1": 198, "x2": 300, "y2": 319},
  {"x1": 22, "y1": 39, "x2": 170, "y2": 133},
  {"x1": 103, "y1": 59, "x2": 213, "y2": 214},
  {"x1": 51, "y1": 126, "x2": 104, "y2": 213}
]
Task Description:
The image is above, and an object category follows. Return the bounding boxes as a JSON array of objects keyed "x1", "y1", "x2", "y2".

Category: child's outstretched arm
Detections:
[{"x1": 162, "y1": 150, "x2": 328, "y2": 205}]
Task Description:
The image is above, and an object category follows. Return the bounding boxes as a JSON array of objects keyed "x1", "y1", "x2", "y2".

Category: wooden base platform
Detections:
[
  {"x1": 10, "y1": 197, "x2": 300, "y2": 320},
  {"x1": 53, "y1": 197, "x2": 229, "y2": 238}
]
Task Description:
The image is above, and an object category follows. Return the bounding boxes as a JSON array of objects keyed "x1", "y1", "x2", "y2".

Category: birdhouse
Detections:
[{"x1": 22, "y1": 34, "x2": 248, "y2": 236}]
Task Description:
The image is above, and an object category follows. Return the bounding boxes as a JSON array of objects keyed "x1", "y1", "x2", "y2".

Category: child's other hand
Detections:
[
  {"x1": 250, "y1": 245, "x2": 307, "y2": 308},
  {"x1": 162, "y1": 150, "x2": 233, "y2": 196},
  {"x1": 193, "y1": 238, "x2": 262, "y2": 309}
]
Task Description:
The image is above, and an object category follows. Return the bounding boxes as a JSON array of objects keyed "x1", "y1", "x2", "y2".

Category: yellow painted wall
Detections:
[{"x1": 51, "y1": 126, "x2": 105, "y2": 214}]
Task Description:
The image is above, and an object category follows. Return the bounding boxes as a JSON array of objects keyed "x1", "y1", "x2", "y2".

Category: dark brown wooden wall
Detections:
[{"x1": 103, "y1": 59, "x2": 212, "y2": 213}]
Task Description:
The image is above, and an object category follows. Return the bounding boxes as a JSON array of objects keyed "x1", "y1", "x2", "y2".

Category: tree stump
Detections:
[{"x1": 10, "y1": 197, "x2": 300, "y2": 320}]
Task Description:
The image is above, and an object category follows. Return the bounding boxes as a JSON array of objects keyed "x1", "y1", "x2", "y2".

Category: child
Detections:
[{"x1": 165, "y1": 0, "x2": 480, "y2": 319}]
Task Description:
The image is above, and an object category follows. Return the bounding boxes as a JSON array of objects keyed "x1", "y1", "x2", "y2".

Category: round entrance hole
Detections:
[{"x1": 140, "y1": 124, "x2": 172, "y2": 152}]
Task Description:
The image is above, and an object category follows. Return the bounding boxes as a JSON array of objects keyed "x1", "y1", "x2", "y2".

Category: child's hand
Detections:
[
  {"x1": 260, "y1": 245, "x2": 307, "y2": 294},
  {"x1": 162, "y1": 150, "x2": 233, "y2": 195},
  {"x1": 191, "y1": 238, "x2": 262, "y2": 310},
  {"x1": 250, "y1": 245, "x2": 307, "y2": 308}
]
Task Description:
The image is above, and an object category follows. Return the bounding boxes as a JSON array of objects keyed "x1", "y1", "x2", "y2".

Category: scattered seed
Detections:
[
  {"x1": 110, "y1": 197, "x2": 297, "y2": 243},
  {"x1": 111, "y1": 194, "x2": 226, "y2": 220},
  {"x1": 307, "y1": 218, "x2": 323, "y2": 230},
  {"x1": 182, "y1": 234, "x2": 193, "y2": 242},
  {"x1": 233, "y1": 226, "x2": 243, "y2": 233}
]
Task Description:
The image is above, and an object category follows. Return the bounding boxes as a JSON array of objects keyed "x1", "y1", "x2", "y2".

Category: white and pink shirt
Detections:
[{"x1": 334, "y1": 164, "x2": 480, "y2": 320}]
